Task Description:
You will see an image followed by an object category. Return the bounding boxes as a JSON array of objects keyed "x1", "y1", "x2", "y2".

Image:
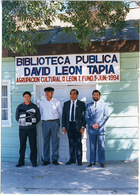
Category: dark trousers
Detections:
[
  {"x1": 68, "y1": 122, "x2": 82, "y2": 163},
  {"x1": 18, "y1": 127, "x2": 37, "y2": 165}
]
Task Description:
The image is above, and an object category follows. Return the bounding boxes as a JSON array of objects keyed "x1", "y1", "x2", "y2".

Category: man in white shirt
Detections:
[{"x1": 39, "y1": 87, "x2": 62, "y2": 166}]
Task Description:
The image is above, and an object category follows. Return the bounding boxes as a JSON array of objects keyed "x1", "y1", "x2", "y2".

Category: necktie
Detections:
[
  {"x1": 71, "y1": 101, "x2": 74, "y2": 122},
  {"x1": 95, "y1": 102, "x2": 97, "y2": 110}
]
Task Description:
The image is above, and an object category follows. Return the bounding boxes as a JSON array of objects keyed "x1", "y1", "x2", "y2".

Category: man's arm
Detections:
[
  {"x1": 97, "y1": 103, "x2": 109, "y2": 128},
  {"x1": 39, "y1": 101, "x2": 43, "y2": 120},
  {"x1": 80, "y1": 102, "x2": 86, "y2": 135},
  {"x1": 62, "y1": 102, "x2": 67, "y2": 133},
  {"x1": 15, "y1": 105, "x2": 19, "y2": 122},
  {"x1": 81, "y1": 102, "x2": 86, "y2": 128},
  {"x1": 36, "y1": 105, "x2": 41, "y2": 124},
  {"x1": 58, "y1": 101, "x2": 62, "y2": 127},
  {"x1": 84, "y1": 103, "x2": 94, "y2": 128}
]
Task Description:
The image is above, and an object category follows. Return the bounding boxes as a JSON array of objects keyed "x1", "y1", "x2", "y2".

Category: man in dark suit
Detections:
[{"x1": 62, "y1": 89, "x2": 86, "y2": 166}]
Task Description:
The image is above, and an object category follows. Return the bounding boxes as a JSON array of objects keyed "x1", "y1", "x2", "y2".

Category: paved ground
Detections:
[{"x1": 1, "y1": 160, "x2": 138, "y2": 194}]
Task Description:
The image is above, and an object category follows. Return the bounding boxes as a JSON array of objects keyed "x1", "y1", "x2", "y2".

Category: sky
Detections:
[{"x1": 126, "y1": 1, "x2": 139, "y2": 8}]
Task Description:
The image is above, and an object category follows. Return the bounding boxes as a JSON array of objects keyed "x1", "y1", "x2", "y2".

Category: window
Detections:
[{"x1": 2, "y1": 80, "x2": 11, "y2": 127}]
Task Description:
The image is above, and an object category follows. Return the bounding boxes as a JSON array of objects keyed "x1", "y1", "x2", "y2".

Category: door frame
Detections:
[{"x1": 33, "y1": 83, "x2": 98, "y2": 162}]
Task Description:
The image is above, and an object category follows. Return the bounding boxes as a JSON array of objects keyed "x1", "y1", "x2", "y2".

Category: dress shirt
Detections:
[
  {"x1": 69, "y1": 99, "x2": 77, "y2": 122},
  {"x1": 39, "y1": 97, "x2": 62, "y2": 121},
  {"x1": 94, "y1": 101, "x2": 99, "y2": 110}
]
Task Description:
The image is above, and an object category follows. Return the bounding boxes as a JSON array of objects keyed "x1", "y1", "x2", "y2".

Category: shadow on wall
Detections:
[{"x1": 97, "y1": 79, "x2": 139, "y2": 161}]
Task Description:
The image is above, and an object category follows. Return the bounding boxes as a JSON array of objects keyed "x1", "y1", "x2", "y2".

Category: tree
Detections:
[
  {"x1": 2, "y1": 0, "x2": 62, "y2": 54},
  {"x1": 2, "y1": 1, "x2": 138, "y2": 55},
  {"x1": 59, "y1": 1, "x2": 130, "y2": 50},
  {"x1": 130, "y1": 1, "x2": 140, "y2": 34}
]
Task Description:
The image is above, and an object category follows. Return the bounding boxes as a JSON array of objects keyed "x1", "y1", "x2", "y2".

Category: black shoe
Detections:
[
  {"x1": 42, "y1": 161, "x2": 50, "y2": 166},
  {"x1": 87, "y1": 163, "x2": 95, "y2": 167},
  {"x1": 78, "y1": 162, "x2": 82, "y2": 166},
  {"x1": 16, "y1": 163, "x2": 24, "y2": 167},
  {"x1": 32, "y1": 163, "x2": 37, "y2": 167},
  {"x1": 101, "y1": 164, "x2": 106, "y2": 168},
  {"x1": 53, "y1": 160, "x2": 59, "y2": 165},
  {"x1": 66, "y1": 160, "x2": 76, "y2": 165}
]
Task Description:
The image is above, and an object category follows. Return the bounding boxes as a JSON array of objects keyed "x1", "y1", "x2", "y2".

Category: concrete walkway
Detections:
[{"x1": 1, "y1": 160, "x2": 138, "y2": 194}]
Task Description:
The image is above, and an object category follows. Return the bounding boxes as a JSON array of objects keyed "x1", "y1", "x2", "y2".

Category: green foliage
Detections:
[
  {"x1": 2, "y1": 0, "x2": 61, "y2": 55},
  {"x1": 58, "y1": 1, "x2": 130, "y2": 50},
  {"x1": 132, "y1": 21, "x2": 140, "y2": 34},
  {"x1": 2, "y1": 1, "x2": 135, "y2": 54}
]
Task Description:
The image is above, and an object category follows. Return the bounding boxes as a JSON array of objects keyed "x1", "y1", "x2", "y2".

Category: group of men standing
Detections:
[{"x1": 15, "y1": 87, "x2": 109, "y2": 168}]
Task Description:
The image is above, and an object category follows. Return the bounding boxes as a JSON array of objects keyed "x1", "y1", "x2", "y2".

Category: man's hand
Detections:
[
  {"x1": 92, "y1": 123, "x2": 99, "y2": 129},
  {"x1": 80, "y1": 127, "x2": 85, "y2": 135},
  {"x1": 62, "y1": 127, "x2": 67, "y2": 134}
]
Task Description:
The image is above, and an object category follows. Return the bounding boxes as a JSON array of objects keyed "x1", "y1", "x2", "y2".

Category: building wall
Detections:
[
  {"x1": 1, "y1": 52, "x2": 139, "y2": 162},
  {"x1": 99, "y1": 52, "x2": 139, "y2": 160},
  {"x1": 2, "y1": 57, "x2": 33, "y2": 161}
]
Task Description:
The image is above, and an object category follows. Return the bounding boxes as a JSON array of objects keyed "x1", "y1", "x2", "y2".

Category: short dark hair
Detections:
[
  {"x1": 92, "y1": 90, "x2": 101, "y2": 96},
  {"x1": 44, "y1": 87, "x2": 54, "y2": 92},
  {"x1": 23, "y1": 91, "x2": 31, "y2": 97},
  {"x1": 70, "y1": 89, "x2": 79, "y2": 95}
]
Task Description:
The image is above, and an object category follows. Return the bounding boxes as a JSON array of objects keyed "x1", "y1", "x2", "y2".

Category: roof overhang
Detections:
[{"x1": 2, "y1": 40, "x2": 139, "y2": 57}]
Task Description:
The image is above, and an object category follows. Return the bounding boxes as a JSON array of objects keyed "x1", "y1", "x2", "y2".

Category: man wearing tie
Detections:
[
  {"x1": 85, "y1": 90, "x2": 109, "y2": 168},
  {"x1": 62, "y1": 89, "x2": 86, "y2": 166}
]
